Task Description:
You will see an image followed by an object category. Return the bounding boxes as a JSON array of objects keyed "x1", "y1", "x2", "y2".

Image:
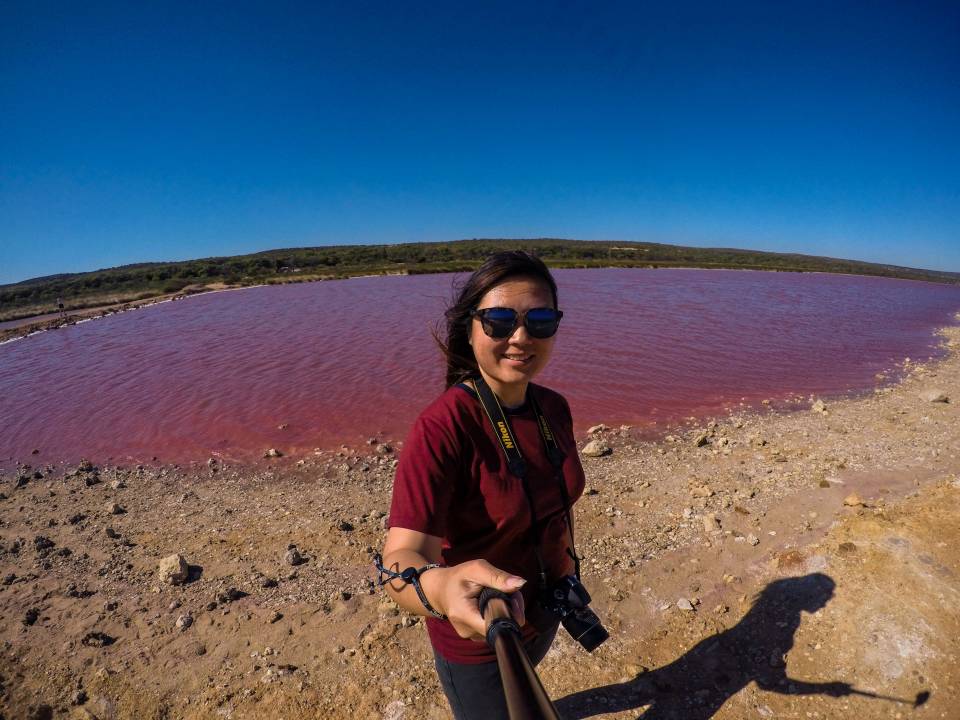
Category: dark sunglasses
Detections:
[{"x1": 469, "y1": 306, "x2": 563, "y2": 339}]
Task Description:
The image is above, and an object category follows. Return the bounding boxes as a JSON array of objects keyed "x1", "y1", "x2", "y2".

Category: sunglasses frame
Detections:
[{"x1": 469, "y1": 306, "x2": 564, "y2": 339}]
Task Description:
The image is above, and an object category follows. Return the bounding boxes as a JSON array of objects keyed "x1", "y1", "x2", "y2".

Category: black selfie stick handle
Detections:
[{"x1": 479, "y1": 587, "x2": 560, "y2": 720}]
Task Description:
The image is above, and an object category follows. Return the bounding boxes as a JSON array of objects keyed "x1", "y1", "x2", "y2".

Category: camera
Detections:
[{"x1": 540, "y1": 575, "x2": 609, "y2": 652}]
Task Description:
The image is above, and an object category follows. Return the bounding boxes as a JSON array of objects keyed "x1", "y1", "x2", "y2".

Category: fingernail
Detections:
[{"x1": 507, "y1": 577, "x2": 526, "y2": 589}]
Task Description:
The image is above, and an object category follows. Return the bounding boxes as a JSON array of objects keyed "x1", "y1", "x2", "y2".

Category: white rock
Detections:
[
  {"x1": 581, "y1": 440, "x2": 611, "y2": 458},
  {"x1": 586, "y1": 424, "x2": 609, "y2": 435},
  {"x1": 158, "y1": 554, "x2": 189, "y2": 585},
  {"x1": 843, "y1": 493, "x2": 864, "y2": 507},
  {"x1": 383, "y1": 699, "x2": 407, "y2": 720},
  {"x1": 811, "y1": 399, "x2": 827, "y2": 414},
  {"x1": 747, "y1": 534, "x2": 760, "y2": 546},
  {"x1": 677, "y1": 598, "x2": 695, "y2": 611},
  {"x1": 919, "y1": 389, "x2": 949, "y2": 403}
]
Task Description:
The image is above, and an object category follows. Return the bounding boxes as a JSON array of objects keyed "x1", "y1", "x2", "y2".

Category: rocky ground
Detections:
[{"x1": 1, "y1": 324, "x2": 958, "y2": 720}]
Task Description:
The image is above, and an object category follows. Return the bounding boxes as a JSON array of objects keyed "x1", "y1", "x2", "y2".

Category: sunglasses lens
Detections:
[
  {"x1": 525, "y1": 308, "x2": 561, "y2": 338},
  {"x1": 480, "y1": 308, "x2": 518, "y2": 338},
  {"x1": 475, "y1": 307, "x2": 561, "y2": 339}
]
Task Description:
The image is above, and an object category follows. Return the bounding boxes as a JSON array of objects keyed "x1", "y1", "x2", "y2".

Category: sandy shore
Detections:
[
  {"x1": 1, "y1": 322, "x2": 958, "y2": 719},
  {"x1": 0, "y1": 284, "x2": 251, "y2": 344}
]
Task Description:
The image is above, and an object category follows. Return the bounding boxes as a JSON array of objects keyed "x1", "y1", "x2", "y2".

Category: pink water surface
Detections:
[{"x1": 1, "y1": 269, "x2": 958, "y2": 467}]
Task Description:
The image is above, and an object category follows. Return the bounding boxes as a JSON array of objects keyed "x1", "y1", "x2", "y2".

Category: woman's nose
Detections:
[{"x1": 508, "y1": 323, "x2": 532, "y2": 343}]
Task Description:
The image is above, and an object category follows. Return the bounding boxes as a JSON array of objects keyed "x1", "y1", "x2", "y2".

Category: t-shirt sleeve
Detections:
[{"x1": 388, "y1": 412, "x2": 461, "y2": 538}]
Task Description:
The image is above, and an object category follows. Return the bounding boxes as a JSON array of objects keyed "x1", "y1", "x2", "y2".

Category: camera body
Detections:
[{"x1": 539, "y1": 575, "x2": 609, "y2": 652}]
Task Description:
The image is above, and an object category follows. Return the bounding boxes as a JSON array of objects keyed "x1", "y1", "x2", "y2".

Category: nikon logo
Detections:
[
  {"x1": 539, "y1": 417, "x2": 554, "y2": 441},
  {"x1": 496, "y1": 421, "x2": 514, "y2": 449}
]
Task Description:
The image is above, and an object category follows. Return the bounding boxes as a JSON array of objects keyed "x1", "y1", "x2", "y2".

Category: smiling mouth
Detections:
[{"x1": 503, "y1": 353, "x2": 533, "y2": 364}]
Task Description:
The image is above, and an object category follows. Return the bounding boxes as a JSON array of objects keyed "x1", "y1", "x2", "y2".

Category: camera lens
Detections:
[{"x1": 561, "y1": 608, "x2": 609, "y2": 652}]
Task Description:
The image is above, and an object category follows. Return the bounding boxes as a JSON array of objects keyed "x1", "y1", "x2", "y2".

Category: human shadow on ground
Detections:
[{"x1": 555, "y1": 573, "x2": 855, "y2": 719}]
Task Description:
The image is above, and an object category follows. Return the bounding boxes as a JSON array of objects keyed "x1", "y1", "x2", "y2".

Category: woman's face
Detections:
[{"x1": 469, "y1": 276, "x2": 557, "y2": 402}]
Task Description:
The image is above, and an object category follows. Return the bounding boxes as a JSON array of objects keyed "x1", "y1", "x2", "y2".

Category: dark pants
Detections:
[{"x1": 433, "y1": 622, "x2": 560, "y2": 720}]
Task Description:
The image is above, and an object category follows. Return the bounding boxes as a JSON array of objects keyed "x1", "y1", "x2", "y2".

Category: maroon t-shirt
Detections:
[{"x1": 388, "y1": 382, "x2": 586, "y2": 663}]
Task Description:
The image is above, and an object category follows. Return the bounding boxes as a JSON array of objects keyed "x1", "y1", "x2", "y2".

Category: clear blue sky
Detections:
[{"x1": 1, "y1": 1, "x2": 958, "y2": 285}]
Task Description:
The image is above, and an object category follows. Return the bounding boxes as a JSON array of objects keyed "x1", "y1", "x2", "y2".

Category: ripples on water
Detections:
[{"x1": 1, "y1": 269, "x2": 958, "y2": 465}]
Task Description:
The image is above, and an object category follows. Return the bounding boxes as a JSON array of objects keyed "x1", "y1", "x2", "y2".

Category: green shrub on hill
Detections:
[{"x1": 1, "y1": 239, "x2": 957, "y2": 321}]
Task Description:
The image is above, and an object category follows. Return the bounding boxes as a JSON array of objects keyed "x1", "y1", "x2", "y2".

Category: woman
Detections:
[{"x1": 379, "y1": 251, "x2": 586, "y2": 719}]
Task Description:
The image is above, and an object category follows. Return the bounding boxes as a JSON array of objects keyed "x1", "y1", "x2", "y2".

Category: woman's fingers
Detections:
[
  {"x1": 443, "y1": 560, "x2": 528, "y2": 640},
  {"x1": 463, "y1": 559, "x2": 526, "y2": 593}
]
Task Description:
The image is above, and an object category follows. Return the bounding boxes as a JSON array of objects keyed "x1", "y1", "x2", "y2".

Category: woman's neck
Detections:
[{"x1": 475, "y1": 372, "x2": 527, "y2": 409}]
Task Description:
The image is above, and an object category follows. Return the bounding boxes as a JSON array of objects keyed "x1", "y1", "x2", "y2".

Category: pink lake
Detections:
[{"x1": 1, "y1": 268, "x2": 958, "y2": 467}]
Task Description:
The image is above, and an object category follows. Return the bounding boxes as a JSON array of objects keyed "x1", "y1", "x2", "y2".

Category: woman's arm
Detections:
[{"x1": 382, "y1": 526, "x2": 527, "y2": 641}]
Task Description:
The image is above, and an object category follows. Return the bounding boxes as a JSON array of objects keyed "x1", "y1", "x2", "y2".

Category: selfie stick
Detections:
[
  {"x1": 850, "y1": 689, "x2": 929, "y2": 708},
  {"x1": 479, "y1": 588, "x2": 560, "y2": 720}
]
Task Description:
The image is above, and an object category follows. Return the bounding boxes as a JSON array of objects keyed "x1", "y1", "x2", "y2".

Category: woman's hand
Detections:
[
  {"x1": 381, "y1": 528, "x2": 526, "y2": 640},
  {"x1": 426, "y1": 559, "x2": 527, "y2": 641}
]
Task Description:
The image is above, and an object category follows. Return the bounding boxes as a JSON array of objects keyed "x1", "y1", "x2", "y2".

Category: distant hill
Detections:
[{"x1": 2, "y1": 238, "x2": 958, "y2": 322}]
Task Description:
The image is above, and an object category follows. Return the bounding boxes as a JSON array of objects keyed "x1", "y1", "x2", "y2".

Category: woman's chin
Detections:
[{"x1": 494, "y1": 362, "x2": 540, "y2": 384}]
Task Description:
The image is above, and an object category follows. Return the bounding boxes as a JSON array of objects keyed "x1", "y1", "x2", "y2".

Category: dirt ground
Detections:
[{"x1": 1, "y1": 323, "x2": 958, "y2": 720}]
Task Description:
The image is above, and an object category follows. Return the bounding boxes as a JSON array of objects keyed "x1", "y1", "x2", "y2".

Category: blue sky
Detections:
[{"x1": 1, "y1": 1, "x2": 958, "y2": 285}]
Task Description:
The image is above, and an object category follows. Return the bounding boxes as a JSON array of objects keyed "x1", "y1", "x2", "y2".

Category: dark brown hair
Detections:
[{"x1": 436, "y1": 251, "x2": 559, "y2": 388}]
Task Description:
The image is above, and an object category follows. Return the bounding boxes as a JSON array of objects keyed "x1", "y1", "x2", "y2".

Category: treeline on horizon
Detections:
[{"x1": 2, "y1": 239, "x2": 958, "y2": 320}]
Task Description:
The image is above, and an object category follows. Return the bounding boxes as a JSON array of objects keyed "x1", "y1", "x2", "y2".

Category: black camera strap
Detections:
[{"x1": 472, "y1": 376, "x2": 582, "y2": 588}]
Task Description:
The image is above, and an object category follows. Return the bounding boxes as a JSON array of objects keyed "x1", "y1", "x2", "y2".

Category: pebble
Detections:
[
  {"x1": 586, "y1": 424, "x2": 609, "y2": 435},
  {"x1": 264, "y1": 448, "x2": 283, "y2": 458},
  {"x1": 80, "y1": 631, "x2": 114, "y2": 647},
  {"x1": 216, "y1": 587, "x2": 245, "y2": 604},
  {"x1": 109, "y1": 479, "x2": 126, "y2": 490},
  {"x1": 104, "y1": 502, "x2": 125, "y2": 515},
  {"x1": 175, "y1": 614, "x2": 193, "y2": 631},
  {"x1": 702, "y1": 513, "x2": 721, "y2": 532},
  {"x1": 811, "y1": 399, "x2": 827, "y2": 414},
  {"x1": 284, "y1": 545, "x2": 305, "y2": 566},
  {"x1": 919, "y1": 389, "x2": 949, "y2": 403},
  {"x1": 676, "y1": 598, "x2": 695, "y2": 611},
  {"x1": 34, "y1": 535, "x2": 56, "y2": 552},
  {"x1": 747, "y1": 534, "x2": 760, "y2": 546}
]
